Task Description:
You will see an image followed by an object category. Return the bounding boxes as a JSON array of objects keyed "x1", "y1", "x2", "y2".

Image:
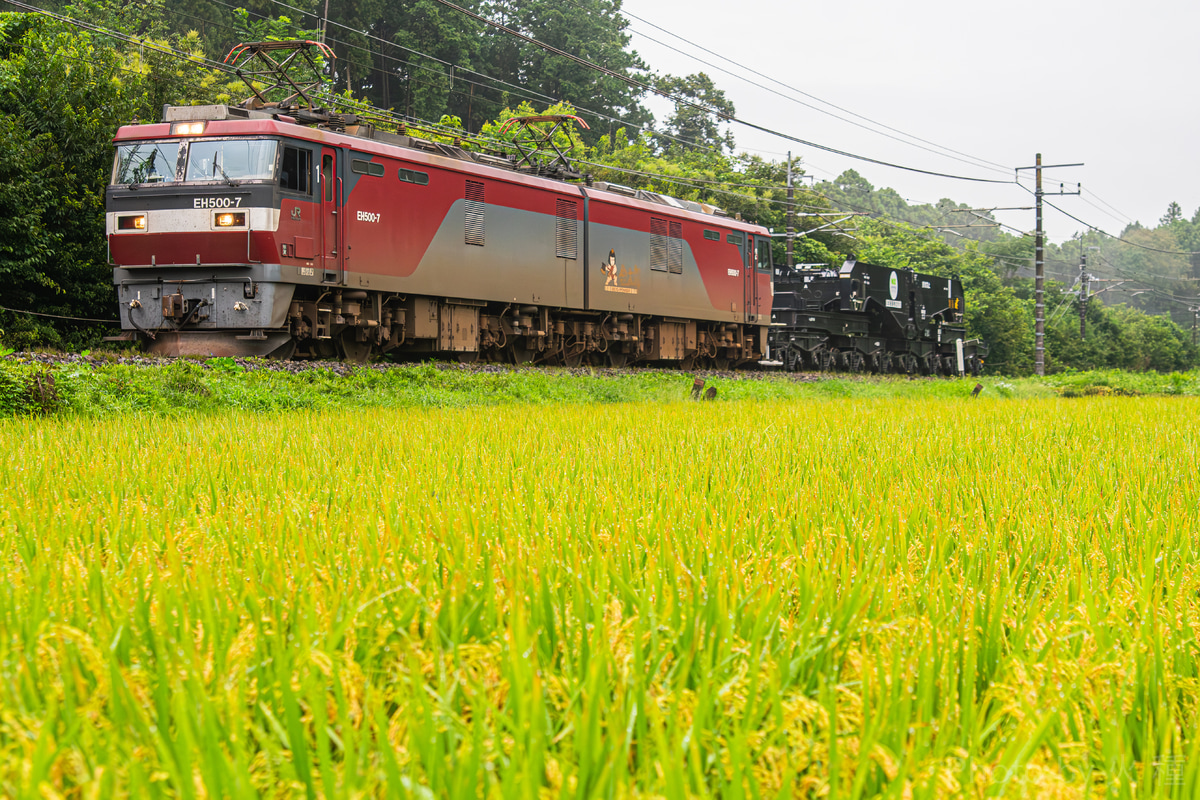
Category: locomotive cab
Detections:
[{"x1": 106, "y1": 112, "x2": 310, "y2": 357}]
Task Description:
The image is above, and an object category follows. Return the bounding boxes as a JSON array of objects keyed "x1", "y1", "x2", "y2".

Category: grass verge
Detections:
[{"x1": 8, "y1": 355, "x2": 1192, "y2": 417}]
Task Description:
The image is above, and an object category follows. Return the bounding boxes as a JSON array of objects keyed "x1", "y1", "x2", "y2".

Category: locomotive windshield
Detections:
[
  {"x1": 185, "y1": 140, "x2": 277, "y2": 182},
  {"x1": 112, "y1": 138, "x2": 278, "y2": 185},
  {"x1": 113, "y1": 141, "x2": 180, "y2": 184}
]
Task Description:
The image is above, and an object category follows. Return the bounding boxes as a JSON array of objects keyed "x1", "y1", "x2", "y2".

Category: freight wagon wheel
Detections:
[
  {"x1": 822, "y1": 348, "x2": 839, "y2": 372},
  {"x1": 806, "y1": 348, "x2": 824, "y2": 371},
  {"x1": 457, "y1": 351, "x2": 480, "y2": 364},
  {"x1": 713, "y1": 356, "x2": 731, "y2": 371},
  {"x1": 606, "y1": 350, "x2": 628, "y2": 368},
  {"x1": 846, "y1": 351, "x2": 864, "y2": 372},
  {"x1": 968, "y1": 356, "x2": 982, "y2": 376},
  {"x1": 898, "y1": 354, "x2": 916, "y2": 374}
]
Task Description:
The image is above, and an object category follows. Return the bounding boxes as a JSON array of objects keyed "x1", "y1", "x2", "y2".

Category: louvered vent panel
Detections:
[
  {"x1": 650, "y1": 217, "x2": 668, "y2": 272},
  {"x1": 668, "y1": 220, "x2": 683, "y2": 274},
  {"x1": 555, "y1": 199, "x2": 578, "y2": 259},
  {"x1": 465, "y1": 180, "x2": 485, "y2": 246}
]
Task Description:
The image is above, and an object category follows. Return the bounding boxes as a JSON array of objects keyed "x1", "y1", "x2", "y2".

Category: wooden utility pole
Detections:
[{"x1": 1017, "y1": 155, "x2": 1082, "y2": 376}]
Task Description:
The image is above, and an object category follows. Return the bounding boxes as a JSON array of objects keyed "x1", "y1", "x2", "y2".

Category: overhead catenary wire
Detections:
[
  {"x1": 560, "y1": 0, "x2": 1015, "y2": 178},
  {"x1": 425, "y1": 0, "x2": 1016, "y2": 185},
  {"x1": 204, "y1": 0, "x2": 804, "y2": 166},
  {"x1": 0, "y1": 0, "x2": 1061, "y2": 257},
  {"x1": 1038, "y1": 194, "x2": 1199, "y2": 256}
]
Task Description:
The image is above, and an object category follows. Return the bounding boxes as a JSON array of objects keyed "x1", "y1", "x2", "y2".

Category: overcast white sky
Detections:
[{"x1": 620, "y1": 0, "x2": 1200, "y2": 243}]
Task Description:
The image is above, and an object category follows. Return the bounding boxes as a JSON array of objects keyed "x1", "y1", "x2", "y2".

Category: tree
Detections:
[
  {"x1": 1160, "y1": 201, "x2": 1183, "y2": 226},
  {"x1": 0, "y1": 8, "x2": 222, "y2": 348},
  {"x1": 653, "y1": 72, "x2": 735, "y2": 154}
]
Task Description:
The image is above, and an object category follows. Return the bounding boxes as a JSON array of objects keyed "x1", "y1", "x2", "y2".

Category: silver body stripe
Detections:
[{"x1": 107, "y1": 207, "x2": 280, "y2": 235}]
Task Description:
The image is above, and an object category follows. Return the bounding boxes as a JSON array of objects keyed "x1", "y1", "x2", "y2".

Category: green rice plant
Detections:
[{"x1": 0, "y1": 397, "x2": 1198, "y2": 797}]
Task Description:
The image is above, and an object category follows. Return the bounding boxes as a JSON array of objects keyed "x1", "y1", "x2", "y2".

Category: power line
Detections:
[
  {"x1": 1, "y1": 0, "x2": 1020, "y2": 257},
  {"x1": 427, "y1": 0, "x2": 1016, "y2": 185},
  {"x1": 1039, "y1": 195, "x2": 1199, "y2": 256},
  {"x1": 596, "y1": 0, "x2": 1014, "y2": 177},
  {"x1": 220, "y1": 0, "x2": 774, "y2": 163}
]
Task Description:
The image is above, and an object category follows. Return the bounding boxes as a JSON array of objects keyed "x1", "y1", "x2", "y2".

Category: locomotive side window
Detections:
[
  {"x1": 113, "y1": 141, "x2": 182, "y2": 185},
  {"x1": 351, "y1": 159, "x2": 385, "y2": 177},
  {"x1": 280, "y1": 146, "x2": 312, "y2": 194},
  {"x1": 726, "y1": 232, "x2": 743, "y2": 246},
  {"x1": 756, "y1": 238, "x2": 772, "y2": 271},
  {"x1": 703, "y1": 229, "x2": 720, "y2": 241},
  {"x1": 322, "y1": 155, "x2": 334, "y2": 202},
  {"x1": 399, "y1": 168, "x2": 429, "y2": 185}
]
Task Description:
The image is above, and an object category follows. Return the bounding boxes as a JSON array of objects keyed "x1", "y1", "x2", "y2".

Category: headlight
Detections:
[
  {"x1": 171, "y1": 122, "x2": 206, "y2": 135},
  {"x1": 215, "y1": 212, "x2": 246, "y2": 227},
  {"x1": 117, "y1": 215, "x2": 146, "y2": 230}
]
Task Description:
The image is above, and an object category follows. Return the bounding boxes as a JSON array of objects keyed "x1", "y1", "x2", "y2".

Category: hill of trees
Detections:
[{"x1": 2, "y1": 0, "x2": 1197, "y2": 374}]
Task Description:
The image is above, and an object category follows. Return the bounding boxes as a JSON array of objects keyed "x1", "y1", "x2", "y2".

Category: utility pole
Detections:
[
  {"x1": 1016, "y1": 155, "x2": 1082, "y2": 375},
  {"x1": 786, "y1": 151, "x2": 794, "y2": 269},
  {"x1": 1078, "y1": 252, "x2": 1089, "y2": 340},
  {"x1": 1192, "y1": 306, "x2": 1199, "y2": 346}
]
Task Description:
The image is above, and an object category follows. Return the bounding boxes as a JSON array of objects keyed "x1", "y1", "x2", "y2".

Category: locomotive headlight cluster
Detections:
[
  {"x1": 171, "y1": 121, "x2": 206, "y2": 135},
  {"x1": 117, "y1": 215, "x2": 146, "y2": 230},
  {"x1": 215, "y1": 212, "x2": 246, "y2": 228}
]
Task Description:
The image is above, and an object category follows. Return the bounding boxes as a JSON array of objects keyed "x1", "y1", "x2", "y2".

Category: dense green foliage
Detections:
[{"x1": 1, "y1": 1, "x2": 1197, "y2": 375}]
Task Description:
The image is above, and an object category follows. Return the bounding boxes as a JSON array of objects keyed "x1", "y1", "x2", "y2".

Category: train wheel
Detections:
[
  {"x1": 606, "y1": 350, "x2": 628, "y2": 368},
  {"x1": 560, "y1": 347, "x2": 584, "y2": 367},
  {"x1": 337, "y1": 330, "x2": 372, "y2": 363},
  {"x1": 267, "y1": 339, "x2": 297, "y2": 361},
  {"x1": 825, "y1": 348, "x2": 840, "y2": 372},
  {"x1": 456, "y1": 351, "x2": 480, "y2": 364},
  {"x1": 511, "y1": 345, "x2": 535, "y2": 365},
  {"x1": 713, "y1": 356, "x2": 731, "y2": 371},
  {"x1": 847, "y1": 351, "x2": 864, "y2": 372}
]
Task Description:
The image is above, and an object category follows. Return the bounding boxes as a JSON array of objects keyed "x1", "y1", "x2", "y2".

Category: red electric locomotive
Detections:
[{"x1": 105, "y1": 59, "x2": 773, "y2": 366}]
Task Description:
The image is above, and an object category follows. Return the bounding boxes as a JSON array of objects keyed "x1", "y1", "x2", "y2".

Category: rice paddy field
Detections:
[{"x1": 2, "y1": 395, "x2": 1199, "y2": 798}]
